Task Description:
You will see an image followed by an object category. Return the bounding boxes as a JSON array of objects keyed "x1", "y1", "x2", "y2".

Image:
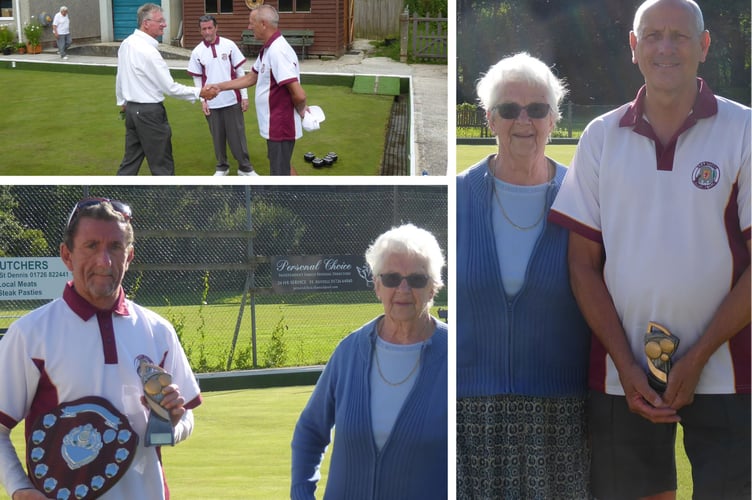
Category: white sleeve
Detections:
[
  {"x1": 0, "y1": 424, "x2": 34, "y2": 497},
  {"x1": 149, "y1": 50, "x2": 199, "y2": 102},
  {"x1": 550, "y1": 118, "x2": 604, "y2": 232},
  {"x1": 236, "y1": 65, "x2": 248, "y2": 100},
  {"x1": 173, "y1": 409, "x2": 194, "y2": 444},
  {"x1": 738, "y1": 111, "x2": 751, "y2": 232},
  {"x1": 229, "y1": 43, "x2": 248, "y2": 100}
]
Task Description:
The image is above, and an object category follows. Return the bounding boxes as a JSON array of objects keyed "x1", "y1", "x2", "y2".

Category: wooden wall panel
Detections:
[{"x1": 181, "y1": 0, "x2": 347, "y2": 57}]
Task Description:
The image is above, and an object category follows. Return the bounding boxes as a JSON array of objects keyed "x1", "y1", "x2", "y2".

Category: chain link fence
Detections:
[{"x1": 0, "y1": 185, "x2": 447, "y2": 373}]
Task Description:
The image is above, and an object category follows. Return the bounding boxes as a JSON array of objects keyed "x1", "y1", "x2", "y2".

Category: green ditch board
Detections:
[{"x1": 352, "y1": 75, "x2": 401, "y2": 96}]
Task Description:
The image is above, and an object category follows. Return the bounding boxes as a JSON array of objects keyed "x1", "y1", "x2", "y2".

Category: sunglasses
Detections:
[
  {"x1": 66, "y1": 197, "x2": 133, "y2": 230},
  {"x1": 494, "y1": 102, "x2": 551, "y2": 120},
  {"x1": 379, "y1": 273, "x2": 430, "y2": 289}
]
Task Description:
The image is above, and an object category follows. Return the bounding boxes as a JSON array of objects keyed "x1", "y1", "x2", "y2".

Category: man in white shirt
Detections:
[
  {"x1": 115, "y1": 3, "x2": 218, "y2": 175},
  {"x1": 0, "y1": 197, "x2": 202, "y2": 500},
  {"x1": 212, "y1": 5, "x2": 308, "y2": 175},
  {"x1": 188, "y1": 15, "x2": 258, "y2": 176},
  {"x1": 52, "y1": 6, "x2": 70, "y2": 60}
]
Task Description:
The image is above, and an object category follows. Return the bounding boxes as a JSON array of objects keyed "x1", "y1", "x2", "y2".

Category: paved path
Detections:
[{"x1": 2, "y1": 39, "x2": 447, "y2": 176}]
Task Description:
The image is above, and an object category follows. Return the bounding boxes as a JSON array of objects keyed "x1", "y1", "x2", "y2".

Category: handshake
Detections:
[{"x1": 199, "y1": 84, "x2": 222, "y2": 100}]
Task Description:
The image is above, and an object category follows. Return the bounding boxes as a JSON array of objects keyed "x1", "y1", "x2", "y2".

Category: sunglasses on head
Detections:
[
  {"x1": 379, "y1": 273, "x2": 430, "y2": 289},
  {"x1": 494, "y1": 102, "x2": 551, "y2": 120},
  {"x1": 66, "y1": 197, "x2": 133, "y2": 230}
]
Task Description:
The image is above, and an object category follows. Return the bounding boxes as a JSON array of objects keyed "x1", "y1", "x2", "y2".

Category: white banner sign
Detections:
[{"x1": 0, "y1": 258, "x2": 71, "y2": 300}]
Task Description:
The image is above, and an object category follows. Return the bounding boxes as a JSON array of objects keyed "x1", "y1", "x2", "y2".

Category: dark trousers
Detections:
[
  {"x1": 117, "y1": 102, "x2": 174, "y2": 176},
  {"x1": 267, "y1": 139, "x2": 295, "y2": 176},
  {"x1": 206, "y1": 103, "x2": 252, "y2": 171}
]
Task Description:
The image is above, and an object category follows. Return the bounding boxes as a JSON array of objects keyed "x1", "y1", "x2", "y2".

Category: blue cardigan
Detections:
[
  {"x1": 457, "y1": 157, "x2": 590, "y2": 398},
  {"x1": 291, "y1": 316, "x2": 447, "y2": 500}
]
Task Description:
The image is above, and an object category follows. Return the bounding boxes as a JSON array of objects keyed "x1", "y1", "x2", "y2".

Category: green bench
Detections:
[{"x1": 242, "y1": 29, "x2": 314, "y2": 59}]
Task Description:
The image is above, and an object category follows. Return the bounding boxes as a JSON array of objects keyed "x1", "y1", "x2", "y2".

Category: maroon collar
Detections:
[
  {"x1": 263, "y1": 30, "x2": 282, "y2": 50},
  {"x1": 619, "y1": 77, "x2": 718, "y2": 129},
  {"x1": 202, "y1": 36, "x2": 219, "y2": 48},
  {"x1": 63, "y1": 282, "x2": 130, "y2": 321}
]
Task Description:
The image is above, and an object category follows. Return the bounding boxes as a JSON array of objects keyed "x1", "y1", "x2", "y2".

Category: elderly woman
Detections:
[
  {"x1": 291, "y1": 223, "x2": 447, "y2": 500},
  {"x1": 456, "y1": 52, "x2": 591, "y2": 498}
]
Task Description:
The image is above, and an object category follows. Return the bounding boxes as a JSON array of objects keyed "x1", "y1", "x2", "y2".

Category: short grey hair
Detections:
[
  {"x1": 633, "y1": 0, "x2": 704, "y2": 38},
  {"x1": 138, "y1": 3, "x2": 162, "y2": 27},
  {"x1": 256, "y1": 4, "x2": 279, "y2": 28},
  {"x1": 60, "y1": 6, "x2": 68, "y2": 12},
  {"x1": 476, "y1": 52, "x2": 568, "y2": 122},
  {"x1": 365, "y1": 223, "x2": 445, "y2": 292}
]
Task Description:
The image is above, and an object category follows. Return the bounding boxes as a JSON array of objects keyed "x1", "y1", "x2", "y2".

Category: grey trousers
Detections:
[
  {"x1": 56, "y1": 33, "x2": 71, "y2": 57},
  {"x1": 206, "y1": 103, "x2": 253, "y2": 172},
  {"x1": 267, "y1": 139, "x2": 295, "y2": 176},
  {"x1": 117, "y1": 102, "x2": 174, "y2": 176}
]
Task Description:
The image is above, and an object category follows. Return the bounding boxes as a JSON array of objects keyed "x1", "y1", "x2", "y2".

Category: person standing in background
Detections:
[
  {"x1": 188, "y1": 15, "x2": 259, "y2": 176},
  {"x1": 52, "y1": 6, "x2": 70, "y2": 60}
]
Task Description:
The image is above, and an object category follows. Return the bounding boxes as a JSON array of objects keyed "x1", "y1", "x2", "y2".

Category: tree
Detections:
[
  {"x1": 457, "y1": 0, "x2": 751, "y2": 106},
  {"x1": 0, "y1": 186, "x2": 50, "y2": 257}
]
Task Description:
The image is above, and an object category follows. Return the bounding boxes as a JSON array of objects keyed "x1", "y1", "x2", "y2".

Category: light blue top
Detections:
[
  {"x1": 370, "y1": 336, "x2": 422, "y2": 450},
  {"x1": 491, "y1": 175, "x2": 551, "y2": 295}
]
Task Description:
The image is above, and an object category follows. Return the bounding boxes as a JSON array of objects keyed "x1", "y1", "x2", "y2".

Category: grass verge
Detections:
[
  {"x1": 456, "y1": 144, "x2": 578, "y2": 174},
  {"x1": 0, "y1": 67, "x2": 394, "y2": 175}
]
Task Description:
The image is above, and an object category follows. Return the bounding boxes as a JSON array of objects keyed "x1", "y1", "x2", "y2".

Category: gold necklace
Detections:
[
  {"x1": 374, "y1": 318, "x2": 430, "y2": 386},
  {"x1": 374, "y1": 344, "x2": 422, "y2": 386},
  {"x1": 489, "y1": 157, "x2": 552, "y2": 231}
]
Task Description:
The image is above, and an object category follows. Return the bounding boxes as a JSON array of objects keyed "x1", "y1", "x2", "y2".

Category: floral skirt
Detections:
[{"x1": 457, "y1": 394, "x2": 590, "y2": 500}]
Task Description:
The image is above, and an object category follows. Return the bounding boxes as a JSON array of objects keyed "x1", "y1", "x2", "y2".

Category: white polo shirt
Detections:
[
  {"x1": 0, "y1": 284, "x2": 202, "y2": 499},
  {"x1": 252, "y1": 31, "x2": 302, "y2": 141},
  {"x1": 188, "y1": 36, "x2": 248, "y2": 110},
  {"x1": 53, "y1": 12, "x2": 70, "y2": 35},
  {"x1": 550, "y1": 79, "x2": 750, "y2": 396}
]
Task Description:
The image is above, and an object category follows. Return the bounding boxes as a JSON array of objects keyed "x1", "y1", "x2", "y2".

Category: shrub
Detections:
[{"x1": 24, "y1": 19, "x2": 42, "y2": 47}]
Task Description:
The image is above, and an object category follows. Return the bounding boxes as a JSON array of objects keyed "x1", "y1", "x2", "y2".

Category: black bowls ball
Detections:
[
  {"x1": 312, "y1": 157, "x2": 324, "y2": 168},
  {"x1": 303, "y1": 152, "x2": 315, "y2": 163},
  {"x1": 322, "y1": 156, "x2": 334, "y2": 166},
  {"x1": 327, "y1": 152, "x2": 338, "y2": 162}
]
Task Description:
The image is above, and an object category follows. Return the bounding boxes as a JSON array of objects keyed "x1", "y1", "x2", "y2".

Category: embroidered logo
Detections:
[{"x1": 691, "y1": 161, "x2": 720, "y2": 190}]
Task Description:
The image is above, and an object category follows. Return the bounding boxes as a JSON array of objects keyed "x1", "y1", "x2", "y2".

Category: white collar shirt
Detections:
[{"x1": 116, "y1": 29, "x2": 199, "y2": 105}]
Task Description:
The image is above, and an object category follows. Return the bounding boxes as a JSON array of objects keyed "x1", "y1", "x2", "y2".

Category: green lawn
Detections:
[
  {"x1": 0, "y1": 387, "x2": 693, "y2": 499},
  {"x1": 0, "y1": 301, "x2": 445, "y2": 373},
  {"x1": 0, "y1": 387, "x2": 330, "y2": 500},
  {"x1": 0, "y1": 66, "x2": 394, "y2": 175},
  {"x1": 456, "y1": 143, "x2": 577, "y2": 174}
]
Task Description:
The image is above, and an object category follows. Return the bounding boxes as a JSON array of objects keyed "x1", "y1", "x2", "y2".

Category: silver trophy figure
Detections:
[{"x1": 138, "y1": 360, "x2": 175, "y2": 446}]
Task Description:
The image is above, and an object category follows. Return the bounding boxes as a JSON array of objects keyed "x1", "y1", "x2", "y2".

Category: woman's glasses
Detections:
[
  {"x1": 66, "y1": 197, "x2": 133, "y2": 230},
  {"x1": 494, "y1": 102, "x2": 551, "y2": 120},
  {"x1": 379, "y1": 273, "x2": 430, "y2": 289}
]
